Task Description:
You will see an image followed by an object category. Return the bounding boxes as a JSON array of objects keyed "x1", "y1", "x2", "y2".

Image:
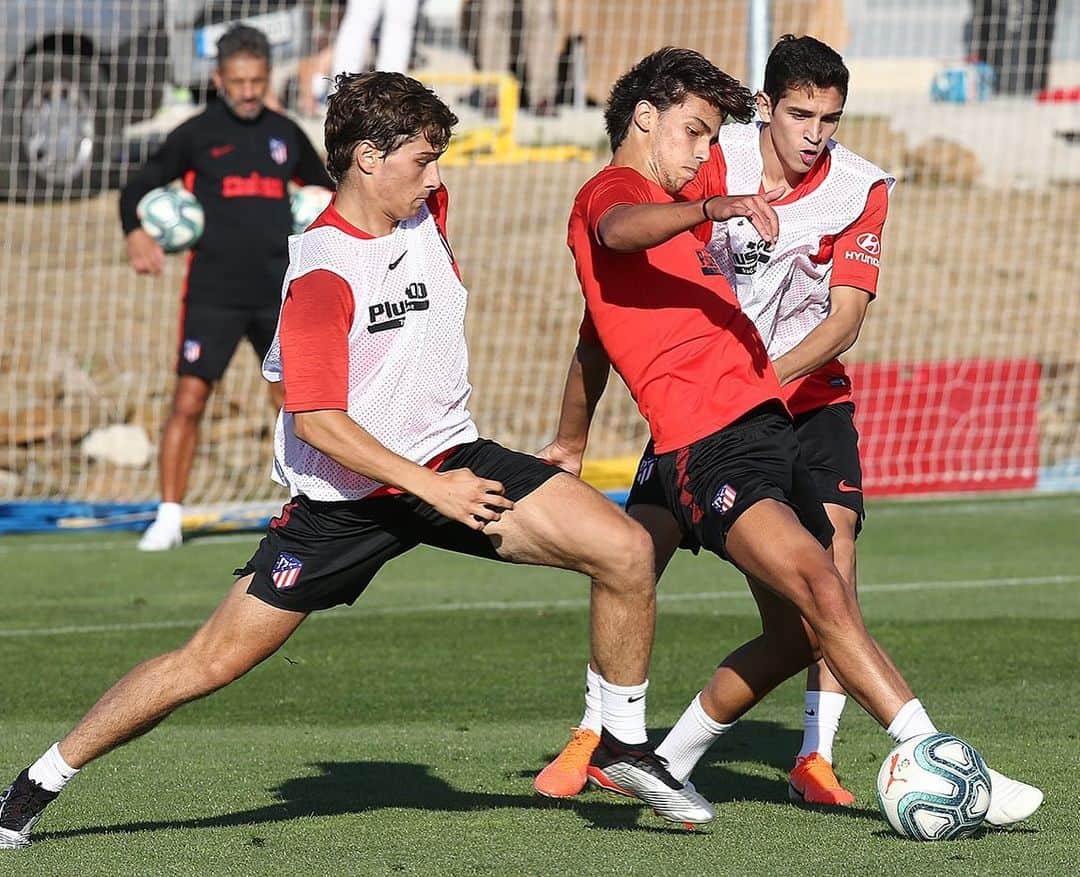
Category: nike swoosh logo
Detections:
[
  {"x1": 805, "y1": 709, "x2": 816, "y2": 716},
  {"x1": 627, "y1": 694, "x2": 645, "y2": 703},
  {"x1": 388, "y1": 251, "x2": 407, "y2": 270},
  {"x1": 210, "y1": 144, "x2": 235, "y2": 158},
  {"x1": 837, "y1": 480, "x2": 862, "y2": 493}
]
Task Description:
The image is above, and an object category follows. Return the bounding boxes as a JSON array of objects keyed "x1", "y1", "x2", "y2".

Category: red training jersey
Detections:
[{"x1": 569, "y1": 166, "x2": 780, "y2": 454}]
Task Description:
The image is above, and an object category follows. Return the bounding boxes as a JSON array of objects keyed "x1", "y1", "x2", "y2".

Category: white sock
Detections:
[
  {"x1": 655, "y1": 692, "x2": 735, "y2": 784},
  {"x1": 599, "y1": 676, "x2": 648, "y2": 745},
  {"x1": 887, "y1": 698, "x2": 939, "y2": 743},
  {"x1": 578, "y1": 664, "x2": 603, "y2": 734},
  {"x1": 27, "y1": 743, "x2": 79, "y2": 793},
  {"x1": 798, "y1": 691, "x2": 847, "y2": 763},
  {"x1": 156, "y1": 502, "x2": 182, "y2": 527}
]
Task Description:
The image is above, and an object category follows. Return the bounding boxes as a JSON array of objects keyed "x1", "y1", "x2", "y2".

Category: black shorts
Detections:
[
  {"x1": 235, "y1": 439, "x2": 562, "y2": 613},
  {"x1": 626, "y1": 403, "x2": 833, "y2": 560},
  {"x1": 793, "y1": 402, "x2": 865, "y2": 535},
  {"x1": 176, "y1": 301, "x2": 280, "y2": 382}
]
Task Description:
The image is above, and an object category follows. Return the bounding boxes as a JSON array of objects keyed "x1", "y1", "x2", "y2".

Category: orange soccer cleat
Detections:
[
  {"x1": 788, "y1": 753, "x2": 856, "y2": 806},
  {"x1": 534, "y1": 728, "x2": 601, "y2": 798}
]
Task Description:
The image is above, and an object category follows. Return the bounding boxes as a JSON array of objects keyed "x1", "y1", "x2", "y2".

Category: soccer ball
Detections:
[
  {"x1": 877, "y1": 733, "x2": 991, "y2": 841},
  {"x1": 290, "y1": 185, "x2": 333, "y2": 234},
  {"x1": 136, "y1": 186, "x2": 204, "y2": 252}
]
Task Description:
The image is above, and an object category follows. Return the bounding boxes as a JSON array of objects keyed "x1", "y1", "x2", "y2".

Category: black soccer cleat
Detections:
[
  {"x1": 589, "y1": 730, "x2": 714, "y2": 825},
  {"x1": 0, "y1": 769, "x2": 58, "y2": 850}
]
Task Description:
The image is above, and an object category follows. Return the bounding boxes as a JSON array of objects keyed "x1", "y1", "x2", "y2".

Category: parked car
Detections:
[{"x1": 0, "y1": 0, "x2": 308, "y2": 201}]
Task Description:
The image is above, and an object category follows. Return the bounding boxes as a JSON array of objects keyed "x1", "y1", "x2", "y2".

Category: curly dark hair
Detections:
[
  {"x1": 604, "y1": 47, "x2": 755, "y2": 152},
  {"x1": 324, "y1": 72, "x2": 458, "y2": 183},
  {"x1": 763, "y1": 35, "x2": 849, "y2": 107},
  {"x1": 215, "y1": 25, "x2": 271, "y2": 67}
]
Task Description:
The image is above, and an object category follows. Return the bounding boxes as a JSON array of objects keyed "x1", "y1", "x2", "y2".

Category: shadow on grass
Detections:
[
  {"x1": 38, "y1": 718, "x2": 890, "y2": 843},
  {"x1": 37, "y1": 760, "x2": 692, "y2": 842},
  {"x1": 692, "y1": 719, "x2": 880, "y2": 820}
]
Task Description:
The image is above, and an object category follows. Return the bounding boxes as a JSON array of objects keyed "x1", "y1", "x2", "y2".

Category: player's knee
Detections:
[
  {"x1": 174, "y1": 645, "x2": 248, "y2": 696},
  {"x1": 171, "y1": 394, "x2": 208, "y2": 421},
  {"x1": 590, "y1": 517, "x2": 655, "y2": 589}
]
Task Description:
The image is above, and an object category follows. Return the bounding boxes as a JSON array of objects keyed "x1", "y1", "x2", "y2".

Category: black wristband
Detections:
[{"x1": 701, "y1": 196, "x2": 715, "y2": 220}]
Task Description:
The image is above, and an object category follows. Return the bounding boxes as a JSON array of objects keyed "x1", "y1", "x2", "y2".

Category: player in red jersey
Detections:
[
  {"x1": 674, "y1": 34, "x2": 890, "y2": 806},
  {"x1": 0, "y1": 71, "x2": 704, "y2": 849},
  {"x1": 533, "y1": 47, "x2": 1042, "y2": 828}
]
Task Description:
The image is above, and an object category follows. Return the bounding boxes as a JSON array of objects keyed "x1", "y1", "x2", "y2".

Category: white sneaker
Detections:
[
  {"x1": 137, "y1": 517, "x2": 182, "y2": 551},
  {"x1": 984, "y1": 767, "x2": 1043, "y2": 826},
  {"x1": 589, "y1": 731, "x2": 714, "y2": 826}
]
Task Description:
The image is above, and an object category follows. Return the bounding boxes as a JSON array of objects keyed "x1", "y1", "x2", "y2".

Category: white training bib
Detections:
[
  {"x1": 263, "y1": 202, "x2": 478, "y2": 500},
  {"x1": 707, "y1": 122, "x2": 894, "y2": 358}
]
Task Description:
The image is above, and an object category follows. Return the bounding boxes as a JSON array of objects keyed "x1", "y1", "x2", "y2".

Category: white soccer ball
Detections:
[
  {"x1": 877, "y1": 732, "x2": 991, "y2": 841},
  {"x1": 290, "y1": 185, "x2": 333, "y2": 234},
  {"x1": 137, "y1": 186, "x2": 205, "y2": 253}
]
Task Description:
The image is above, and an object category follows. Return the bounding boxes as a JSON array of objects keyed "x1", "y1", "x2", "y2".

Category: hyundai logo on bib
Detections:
[{"x1": 856, "y1": 233, "x2": 881, "y2": 255}]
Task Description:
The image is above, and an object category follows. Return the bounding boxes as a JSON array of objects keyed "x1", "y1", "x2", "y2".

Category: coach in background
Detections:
[{"x1": 120, "y1": 25, "x2": 334, "y2": 551}]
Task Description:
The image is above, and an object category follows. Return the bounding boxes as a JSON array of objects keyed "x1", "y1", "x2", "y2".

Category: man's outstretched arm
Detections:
[
  {"x1": 770, "y1": 286, "x2": 871, "y2": 385},
  {"x1": 598, "y1": 191, "x2": 782, "y2": 253},
  {"x1": 539, "y1": 339, "x2": 612, "y2": 476}
]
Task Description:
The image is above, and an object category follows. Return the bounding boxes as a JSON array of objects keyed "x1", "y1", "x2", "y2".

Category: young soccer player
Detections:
[
  {"x1": 0, "y1": 71, "x2": 695, "y2": 850},
  {"x1": 534, "y1": 47, "x2": 1042, "y2": 827},
  {"x1": 677, "y1": 33, "x2": 889, "y2": 806}
]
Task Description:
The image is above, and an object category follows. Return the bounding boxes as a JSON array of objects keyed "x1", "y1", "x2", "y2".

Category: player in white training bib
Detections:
[
  {"x1": 675, "y1": 34, "x2": 891, "y2": 806},
  {"x1": 0, "y1": 71, "x2": 692, "y2": 849}
]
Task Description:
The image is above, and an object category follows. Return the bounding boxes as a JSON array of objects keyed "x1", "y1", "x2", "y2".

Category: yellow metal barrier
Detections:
[{"x1": 420, "y1": 71, "x2": 594, "y2": 166}]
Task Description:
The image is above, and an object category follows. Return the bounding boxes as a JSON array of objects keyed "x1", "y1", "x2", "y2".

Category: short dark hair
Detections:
[
  {"x1": 763, "y1": 35, "x2": 848, "y2": 107},
  {"x1": 216, "y1": 24, "x2": 271, "y2": 67},
  {"x1": 604, "y1": 47, "x2": 755, "y2": 152},
  {"x1": 324, "y1": 72, "x2": 458, "y2": 183}
]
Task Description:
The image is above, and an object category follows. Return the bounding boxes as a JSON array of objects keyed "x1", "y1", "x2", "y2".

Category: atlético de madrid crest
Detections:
[{"x1": 269, "y1": 137, "x2": 288, "y2": 165}]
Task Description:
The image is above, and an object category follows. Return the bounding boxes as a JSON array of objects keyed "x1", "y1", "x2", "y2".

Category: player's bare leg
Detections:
[
  {"x1": 138, "y1": 375, "x2": 213, "y2": 551},
  {"x1": 492, "y1": 475, "x2": 711, "y2": 823},
  {"x1": 654, "y1": 499, "x2": 909, "y2": 782},
  {"x1": 722, "y1": 499, "x2": 912, "y2": 723},
  {"x1": 59, "y1": 576, "x2": 305, "y2": 766},
  {"x1": 652, "y1": 574, "x2": 823, "y2": 783},
  {"x1": 790, "y1": 502, "x2": 859, "y2": 805},
  {"x1": 0, "y1": 576, "x2": 306, "y2": 848},
  {"x1": 534, "y1": 503, "x2": 680, "y2": 799},
  {"x1": 485, "y1": 472, "x2": 655, "y2": 689},
  {"x1": 653, "y1": 499, "x2": 1042, "y2": 824}
]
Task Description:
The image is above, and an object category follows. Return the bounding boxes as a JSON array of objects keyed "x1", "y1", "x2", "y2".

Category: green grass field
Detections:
[{"x1": 1, "y1": 493, "x2": 1077, "y2": 876}]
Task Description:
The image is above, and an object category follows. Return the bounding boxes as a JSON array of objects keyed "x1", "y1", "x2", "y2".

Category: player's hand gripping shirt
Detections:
[
  {"x1": 569, "y1": 166, "x2": 780, "y2": 455},
  {"x1": 262, "y1": 187, "x2": 479, "y2": 500},
  {"x1": 684, "y1": 122, "x2": 893, "y2": 414}
]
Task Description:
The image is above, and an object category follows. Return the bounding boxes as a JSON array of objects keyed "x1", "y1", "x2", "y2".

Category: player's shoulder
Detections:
[
  {"x1": 291, "y1": 266, "x2": 351, "y2": 291},
  {"x1": 168, "y1": 105, "x2": 215, "y2": 139},
  {"x1": 426, "y1": 184, "x2": 449, "y2": 213},
  {"x1": 263, "y1": 108, "x2": 307, "y2": 138},
  {"x1": 826, "y1": 139, "x2": 893, "y2": 190},
  {"x1": 576, "y1": 165, "x2": 651, "y2": 203},
  {"x1": 718, "y1": 120, "x2": 757, "y2": 146}
]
